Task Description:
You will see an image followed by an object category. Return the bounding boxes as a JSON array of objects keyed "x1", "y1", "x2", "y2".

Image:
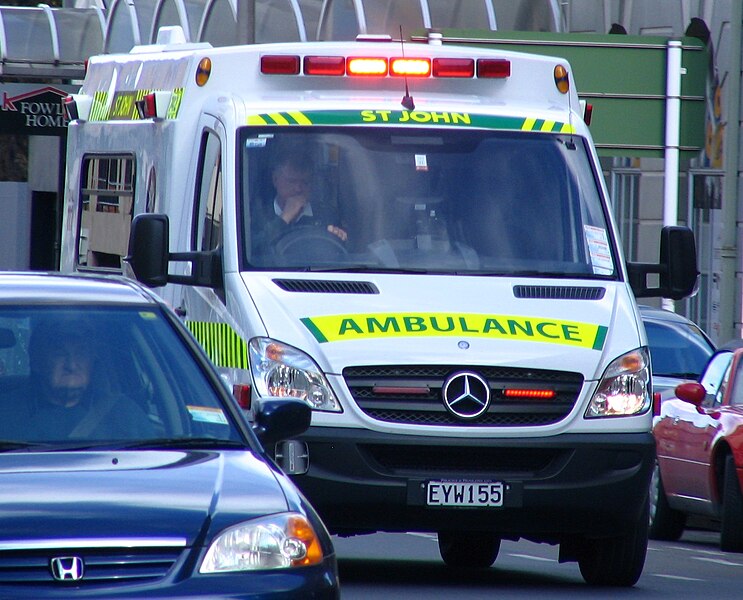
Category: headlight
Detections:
[
  {"x1": 200, "y1": 513, "x2": 324, "y2": 573},
  {"x1": 585, "y1": 347, "x2": 651, "y2": 418},
  {"x1": 249, "y1": 337, "x2": 341, "y2": 412}
]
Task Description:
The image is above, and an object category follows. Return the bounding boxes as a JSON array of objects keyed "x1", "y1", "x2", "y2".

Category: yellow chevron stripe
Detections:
[
  {"x1": 287, "y1": 111, "x2": 312, "y2": 125},
  {"x1": 268, "y1": 112, "x2": 290, "y2": 125},
  {"x1": 521, "y1": 118, "x2": 537, "y2": 131},
  {"x1": 541, "y1": 120, "x2": 556, "y2": 132},
  {"x1": 247, "y1": 114, "x2": 268, "y2": 125}
]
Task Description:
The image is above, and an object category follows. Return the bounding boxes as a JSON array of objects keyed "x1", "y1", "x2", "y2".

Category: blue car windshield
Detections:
[
  {"x1": 0, "y1": 306, "x2": 244, "y2": 446},
  {"x1": 644, "y1": 320, "x2": 714, "y2": 379},
  {"x1": 239, "y1": 127, "x2": 615, "y2": 277}
]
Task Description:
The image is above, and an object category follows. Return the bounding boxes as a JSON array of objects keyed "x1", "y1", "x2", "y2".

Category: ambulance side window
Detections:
[
  {"x1": 76, "y1": 154, "x2": 135, "y2": 271},
  {"x1": 193, "y1": 131, "x2": 223, "y2": 253}
]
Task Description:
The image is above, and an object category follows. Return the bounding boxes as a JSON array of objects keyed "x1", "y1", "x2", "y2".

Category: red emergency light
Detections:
[
  {"x1": 261, "y1": 55, "x2": 300, "y2": 75},
  {"x1": 390, "y1": 57, "x2": 431, "y2": 77},
  {"x1": 477, "y1": 59, "x2": 511, "y2": 78},
  {"x1": 503, "y1": 389, "x2": 557, "y2": 400},
  {"x1": 304, "y1": 55, "x2": 346, "y2": 76},
  {"x1": 135, "y1": 91, "x2": 172, "y2": 120},
  {"x1": 433, "y1": 58, "x2": 475, "y2": 78},
  {"x1": 347, "y1": 56, "x2": 388, "y2": 76}
]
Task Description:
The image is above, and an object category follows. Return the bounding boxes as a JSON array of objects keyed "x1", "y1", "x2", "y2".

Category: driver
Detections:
[{"x1": 253, "y1": 151, "x2": 347, "y2": 251}]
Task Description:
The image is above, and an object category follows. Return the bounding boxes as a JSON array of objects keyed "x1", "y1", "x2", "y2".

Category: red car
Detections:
[{"x1": 651, "y1": 344, "x2": 743, "y2": 551}]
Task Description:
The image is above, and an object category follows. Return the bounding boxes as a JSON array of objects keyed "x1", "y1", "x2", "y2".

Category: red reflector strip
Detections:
[
  {"x1": 373, "y1": 386, "x2": 430, "y2": 395},
  {"x1": 390, "y1": 57, "x2": 431, "y2": 77},
  {"x1": 477, "y1": 59, "x2": 511, "y2": 78},
  {"x1": 503, "y1": 389, "x2": 556, "y2": 399},
  {"x1": 233, "y1": 383, "x2": 252, "y2": 410},
  {"x1": 433, "y1": 58, "x2": 474, "y2": 78},
  {"x1": 347, "y1": 57, "x2": 388, "y2": 76},
  {"x1": 304, "y1": 55, "x2": 346, "y2": 76},
  {"x1": 261, "y1": 55, "x2": 300, "y2": 75},
  {"x1": 652, "y1": 391, "x2": 661, "y2": 417}
]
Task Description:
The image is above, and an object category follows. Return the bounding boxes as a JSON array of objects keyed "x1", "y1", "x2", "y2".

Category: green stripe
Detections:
[
  {"x1": 246, "y1": 110, "x2": 572, "y2": 133},
  {"x1": 301, "y1": 317, "x2": 328, "y2": 343},
  {"x1": 592, "y1": 325, "x2": 608, "y2": 350}
]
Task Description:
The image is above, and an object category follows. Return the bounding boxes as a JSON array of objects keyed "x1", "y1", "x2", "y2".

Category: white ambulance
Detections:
[{"x1": 60, "y1": 27, "x2": 697, "y2": 586}]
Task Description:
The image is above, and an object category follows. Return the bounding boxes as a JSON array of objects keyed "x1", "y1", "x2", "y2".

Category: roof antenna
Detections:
[{"x1": 399, "y1": 26, "x2": 415, "y2": 111}]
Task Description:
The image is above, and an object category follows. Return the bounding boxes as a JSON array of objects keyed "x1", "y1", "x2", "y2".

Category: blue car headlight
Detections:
[{"x1": 200, "y1": 513, "x2": 325, "y2": 573}]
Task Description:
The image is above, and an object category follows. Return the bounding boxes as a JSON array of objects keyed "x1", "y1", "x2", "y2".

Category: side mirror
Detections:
[
  {"x1": 674, "y1": 381, "x2": 706, "y2": 407},
  {"x1": 124, "y1": 213, "x2": 223, "y2": 289},
  {"x1": 252, "y1": 399, "x2": 312, "y2": 446},
  {"x1": 125, "y1": 214, "x2": 170, "y2": 288},
  {"x1": 628, "y1": 226, "x2": 699, "y2": 300}
]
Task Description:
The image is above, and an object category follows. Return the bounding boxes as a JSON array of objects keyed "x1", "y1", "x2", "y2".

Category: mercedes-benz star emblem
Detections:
[
  {"x1": 442, "y1": 371, "x2": 491, "y2": 420},
  {"x1": 50, "y1": 556, "x2": 84, "y2": 582}
]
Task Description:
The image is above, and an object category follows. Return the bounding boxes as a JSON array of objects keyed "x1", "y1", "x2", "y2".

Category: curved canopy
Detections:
[{"x1": 0, "y1": 5, "x2": 104, "y2": 78}]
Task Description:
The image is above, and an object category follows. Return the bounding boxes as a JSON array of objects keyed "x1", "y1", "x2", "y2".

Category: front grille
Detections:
[
  {"x1": 362, "y1": 444, "x2": 565, "y2": 475},
  {"x1": 273, "y1": 278, "x2": 379, "y2": 294},
  {"x1": 513, "y1": 285, "x2": 606, "y2": 300},
  {"x1": 0, "y1": 546, "x2": 183, "y2": 585},
  {"x1": 343, "y1": 365, "x2": 584, "y2": 427}
]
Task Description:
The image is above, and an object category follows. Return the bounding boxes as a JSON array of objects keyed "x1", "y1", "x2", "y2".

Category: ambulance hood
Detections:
[{"x1": 244, "y1": 274, "x2": 640, "y2": 380}]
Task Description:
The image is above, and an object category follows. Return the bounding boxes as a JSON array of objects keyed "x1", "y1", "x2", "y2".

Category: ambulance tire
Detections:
[
  {"x1": 274, "y1": 226, "x2": 347, "y2": 262},
  {"x1": 720, "y1": 455, "x2": 743, "y2": 552},
  {"x1": 577, "y1": 504, "x2": 648, "y2": 587},
  {"x1": 437, "y1": 531, "x2": 500, "y2": 569},
  {"x1": 648, "y1": 460, "x2": 685, "y2": 541}
]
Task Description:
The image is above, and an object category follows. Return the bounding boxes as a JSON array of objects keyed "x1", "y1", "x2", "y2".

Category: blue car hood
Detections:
[{"x1": 0, "y1": 450, "x2": 288, "y2": 544}]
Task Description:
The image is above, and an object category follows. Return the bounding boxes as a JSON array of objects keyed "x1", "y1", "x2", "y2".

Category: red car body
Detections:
[{"x1": 651, "y1": 346, "x2": 743, "y2": 551}]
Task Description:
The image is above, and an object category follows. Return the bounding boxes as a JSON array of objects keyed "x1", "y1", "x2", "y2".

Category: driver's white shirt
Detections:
[{"x1": 273, "y1": 198, "x2": 314, "y2": 222}]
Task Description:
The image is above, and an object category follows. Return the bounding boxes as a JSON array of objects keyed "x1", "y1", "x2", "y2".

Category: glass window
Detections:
[
  {"x1": 193, "y1": 131, "x2": 223, "y2": 252},
  {"x1": 239, "y1": 127, "x2": 614, "y2": 277},
  {"x1": 699, "y1": 351, "x2": 734, "y2": 406},
  {"x1": 0, "y1": 306, "x2": 244, "y2": 445},
  {"x1": 77, "y1": 154, "x2": 135, "y2": 270},
  {"x1": 644, "y1": 320, "x2": 714, "y2": 379},
  {"x1": 729, "y1": 358, "x2": 743, "y2": 406}
]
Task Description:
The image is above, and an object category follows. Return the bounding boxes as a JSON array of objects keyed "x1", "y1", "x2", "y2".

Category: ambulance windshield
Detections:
[{"x1": 239, "y1": 127, "x2": 615, "y2": 277}]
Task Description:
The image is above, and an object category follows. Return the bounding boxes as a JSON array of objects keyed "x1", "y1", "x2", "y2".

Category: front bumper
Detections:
[
  {"x1": 287, "y1": 427, "x2": 654, "y2": 542},
  {"x1": 0, "y1": 558, "x2": 339, "y2": 599}
]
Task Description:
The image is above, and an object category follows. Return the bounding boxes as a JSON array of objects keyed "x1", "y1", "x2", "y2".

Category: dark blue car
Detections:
[{"x1": 0, "y1": 272, "x2": 338, "y2": 598}]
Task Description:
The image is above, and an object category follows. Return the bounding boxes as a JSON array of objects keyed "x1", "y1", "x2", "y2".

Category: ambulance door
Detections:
[
  {"x1": 181, "y1": 118, "x2": 229, "y2": 358},
  {"x1": 179, "y1": 115, "x2": 252, "y2": 393}
]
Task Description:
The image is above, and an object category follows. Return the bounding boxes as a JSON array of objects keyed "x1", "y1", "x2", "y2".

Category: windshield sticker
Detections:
[
  {"x1": 415, "y1": 154, "x2": 428, "y2": 171},
  {"x1": 584, "y1": 225, "x2": 614, "y2": 275},
  {"x1": 187, "y1": 406, "x2": 229, "y2": 425},
  {"x1": 301, "y1": 313, "x2": 607, "y2": 350},
  {"x1": 245, "y1": 137, "x2": 267, "y2": 148},
  {"x1": 247, "y1": 110, "x2": 576, "y2": 134}
]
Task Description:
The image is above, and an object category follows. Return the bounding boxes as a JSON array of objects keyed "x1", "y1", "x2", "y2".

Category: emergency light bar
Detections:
[{"x1": 261, "y1": 54, "x2": 512, "y2": 80}]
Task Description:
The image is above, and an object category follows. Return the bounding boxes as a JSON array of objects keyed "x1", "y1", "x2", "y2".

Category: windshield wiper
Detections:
[
  {"x1": 0, "y1": 441, "x2": 47, "y2": 452},
  {"x1": 113, "y1": 437, "x2": 247, "y2": 450}
]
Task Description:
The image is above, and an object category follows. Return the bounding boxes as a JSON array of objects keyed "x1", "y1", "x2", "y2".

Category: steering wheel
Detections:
[{"x1": 274, "y1": 225, "x2": 348, "y2": 263}]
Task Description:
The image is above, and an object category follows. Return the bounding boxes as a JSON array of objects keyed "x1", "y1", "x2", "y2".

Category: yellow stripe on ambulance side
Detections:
[{"x1": 186, "y1": 321, "x2": 249, "y2": 370}]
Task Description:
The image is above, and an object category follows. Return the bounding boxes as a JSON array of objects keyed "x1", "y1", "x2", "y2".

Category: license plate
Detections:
[{"x1": 426, "y1": 481, "x2": 504, "y2": 507}]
